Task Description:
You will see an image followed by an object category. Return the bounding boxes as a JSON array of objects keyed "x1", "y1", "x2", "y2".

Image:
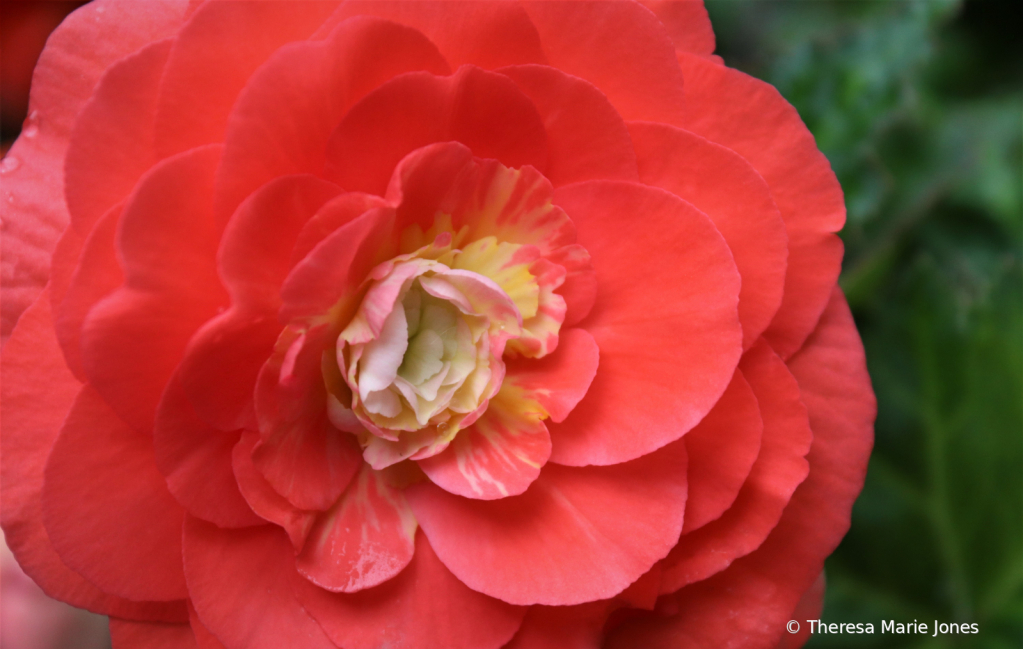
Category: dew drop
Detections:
[
  {"x1": 22, "y1": 111, "x2": 40, "y2": 139},
  {"x1": 0, "y1": 157, "x2": 20, "y2": 174}
]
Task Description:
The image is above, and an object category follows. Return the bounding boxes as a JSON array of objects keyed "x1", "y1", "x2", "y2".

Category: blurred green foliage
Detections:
[{"x1": 708, "y1": 1, "x2": 1022, "y2": 647}]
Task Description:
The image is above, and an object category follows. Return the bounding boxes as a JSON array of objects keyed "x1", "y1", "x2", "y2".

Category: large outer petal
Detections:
[
  {"x1": 503, "y1": 602, "x2": 608, "y2": 649},
  {"x1": 188, "y1": 602, "x2": 229, "y2": 649},
  {"x1": 658, "y1": 342, "x2": 813, "y2": 594},
  {"x1": 0, "y1": 295, "x2": 185, "y2": 622},
  {"x1": 405, "y1": 439, "x2": 688, "y2": 606},
  {"x1": 521, "y1": 1, "x2": 685, "y2": 125},
  {"x1": 324, "y1": 66, "x2": 547, "y2": 196},
  {"x1": 217, "y1": 175, "x2": 344, "y2": 309},
  {"x1": 296, "y1": 532, "x2": 527, "y2": 649},
  {"x1": 153, "y1": 0, "x2": 340, "y2": 156},
  {"x1": 547, "y1": 181, "x2": 741, "y2": 465},
  {"x1": 606, "y1": 290, "x2": 874, "y2": 649},
  {"x1": 183, "y1": 518, "x2": 336, "y2": 649},
  {"x1": 80, "y1": 145, "x2": 227, "y2": 433},
  {"x1": 1, "y1": 0, "x2": 188, "y2": 339},
  {"x1": 681, "y1": 369, "x2": 762, "y2": 533},
  {"x1": 630, "y1": 122, "x2": 787, "y2": 349},
  {"x1": 320, "y1": 0, "x2": 546, "y2": 69},
  {"x1": 42, "y1": 387, "x2": 188, "y2": 602},
  {"x1": 498, "y1": 64, "x2": 638, "y2": 186},
  {"x1": 679, "y1": 52, "x2": 845, "y2": 358},
  {"x1": 640, "y1": 0, "x2": 716, "y2": 56},
  {"x1": 53, "y1": 204, "x2": 124, "y2": 381},
  {"x1": 153, "y1": 374, "x2": 262, "y2": 528},
  {"x1": 212, "y1": 15, "x2": 450, "y2": 225},
  {"x1": 109, "y1": 619, "x2": 197, "y2": 649},
  {"x1": 64, "y1": 38, "x2": 170, "y2": 235},
  {"x1": 180, "y1": 175, "x2": 342, "y2": 431}
]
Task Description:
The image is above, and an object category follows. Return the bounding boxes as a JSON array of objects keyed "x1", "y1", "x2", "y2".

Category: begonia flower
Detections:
[{"x1": 0, "y1": 1, "x2": 875, "y2": 648}]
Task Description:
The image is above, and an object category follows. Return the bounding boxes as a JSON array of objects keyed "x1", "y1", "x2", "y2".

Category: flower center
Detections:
[{"x1": 333, "y1": 233, "x2": 562, "y2": 469}]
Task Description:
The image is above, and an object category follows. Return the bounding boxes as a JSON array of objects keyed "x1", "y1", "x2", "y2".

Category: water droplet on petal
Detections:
[
  {"x1": 22, "y1": 111, "x2": 40, "y2": 138},
  {"x1": 0, "y1": 157, "x2": 20, "y2": 174}
]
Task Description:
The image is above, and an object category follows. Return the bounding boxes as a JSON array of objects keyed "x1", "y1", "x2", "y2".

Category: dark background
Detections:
[{"x1": 1, "y1": 2, "x2": 1021, "y2": 648}]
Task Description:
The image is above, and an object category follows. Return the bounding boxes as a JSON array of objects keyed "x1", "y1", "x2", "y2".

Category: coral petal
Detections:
[
  {"x1": 630, "y1": 122, "x2": 787, "y2": 349},
  {"x1": 606, "y1": 291, "x2": 873, "y2": 649},
  {"x1": 213, "y1": 15, "x2": 449, "y2": 224},
  {"x1": 296, "y1": 532, "x2": 526, "y2": 649},
  {"x1": 682, "y1": 369, "x2": 762, "y2": 534},
  {"x1": 321, "y1": 0, "x2": 546, "y2": 69},
  {"x1": 252, "y1": 412, "x2": 361, "y2": 513},
  {"x1": 232, "y1": 431, "x2": 315, "y2": 551},
  {"x1": 254, "y1": 326, "x2": 362, "y2": 512},
  {"x1": 679, "y1": 52, "x2": 845, "y2": 357},
  {"x1": 280, "y1": 208, "x2": 396, "y2": 323},
  {"x1": 406, "y1": 440, "x2": 688, "y2": 606},
  {"x1": 1, "y1": 295, "x2": 185, "y2": 621},
  {"x1": 188, "y1": 602, "x2": 228, "y2": 649},
  {"x1": 296, "y1": 465, "x2": 416, "y2": 592},
  {"x1": 154, "y1": 0, "x2": 340, "y2": 156},
  {"x1": 54, "y1": 203, "x2": 124, "y2": 382},
  {"x1": 81, "y1": 145, "x2": 227, "y2": 433},
  {"x1": 218, "y1": 175, "x2": 342, "y2": 310},
  {"x1": 641, "y1": 0, "x2": 716, "y2": 56},
  {"x1": 325, "y1": 66, "x2": 547, "y2": 196},
  {"x1": 1, "y1": 0, "x2": 188, "y2": 339},
  {"x1": 504, "y1": 328, "x2": 599, "y2": 424},
  {"x1": 153, "y1": 374, "x2": 262, "y2": 528},
  {"x1": 183, "y1": 518, "x2": 337, "y2": 649},
  {"x1": 177, "y1": 309, "x2": 281, "y2": 432},
  {"x1": 109, "y1": 619, "x2": 197, "y2": 649},
  {"x1": 42, "y1": 387, "x2": 188, "y2": 601},
  {"x1": 499, "y1": 64, "x2": 638, "y2": 186},
  {"x1": 548, "y1": 181, "x2": 741, "y2": 466},
  {"x1": 521, "y1": 1, "x2": 685, "y2": 124},
  {"x1": 417, "y1": 391, "x2": 552, "y2": 500},
  {"x1": 659, "y1": 342, "x2": 812, "y2": 593},
  {"x1": 65, "y1": 39, "x2": 170, "y2": 235},
  {"x1": 503, "y1": 603, "x2": 608, "y2": 649}
]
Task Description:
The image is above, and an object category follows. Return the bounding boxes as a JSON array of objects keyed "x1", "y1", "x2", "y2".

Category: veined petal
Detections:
[
  {"x1": 417, "y1": 387, "x2": 552, "y2": 500},
  {"x1": 505, "y1": 257, "x2": 567, "y2": 359},
  {"x1": 296, "y1": 532, "x2": 526, "y2": 649},
  {"x1": 390, "y1": 143, "x2": 573, "y2": 256},
  {"x1": 406, "y1": 439, "x2": 688, "y2": 606},
  {"x1": 296, "y1": 465, "x2": 417, "y2": 593}
]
